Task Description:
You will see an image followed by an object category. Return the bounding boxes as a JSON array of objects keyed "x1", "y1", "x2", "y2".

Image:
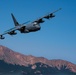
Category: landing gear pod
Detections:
[{"x1": 0, "y1": 35, "x2": 5, "y2": 39}]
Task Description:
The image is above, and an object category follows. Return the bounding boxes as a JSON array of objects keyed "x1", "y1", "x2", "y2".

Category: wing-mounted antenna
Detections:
[{"x1": 11, "y1": 13, "x2": 19, "y2": 26}]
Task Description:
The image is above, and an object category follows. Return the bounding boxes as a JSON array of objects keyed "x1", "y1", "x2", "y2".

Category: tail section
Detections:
[{"x1": 11, "y1": 13, "x2": 19, "y2": 26}]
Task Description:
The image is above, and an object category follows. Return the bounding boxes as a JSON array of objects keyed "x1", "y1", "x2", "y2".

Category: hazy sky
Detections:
[{"x1": 0, "y1": 0, "x2": 76, "y2": 64}]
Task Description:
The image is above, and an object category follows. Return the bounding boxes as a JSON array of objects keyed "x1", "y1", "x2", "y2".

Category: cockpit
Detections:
[{"x1": 33, "y1": 22, "x2": 38, "y2": 25}]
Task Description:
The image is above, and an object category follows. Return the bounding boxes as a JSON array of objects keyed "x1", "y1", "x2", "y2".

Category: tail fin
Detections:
[{"x1": 11, "y1": 13, "x2": 19, "y2": 26}]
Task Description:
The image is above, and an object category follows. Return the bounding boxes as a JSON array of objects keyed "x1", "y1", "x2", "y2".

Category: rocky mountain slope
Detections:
[{"x1": 0, "y1": 45, "x2": 76, "y2": 75}]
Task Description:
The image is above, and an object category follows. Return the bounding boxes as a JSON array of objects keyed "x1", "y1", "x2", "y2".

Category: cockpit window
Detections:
[{"x1": 33, "y1": 22, "x2": 37, "y2": 25}]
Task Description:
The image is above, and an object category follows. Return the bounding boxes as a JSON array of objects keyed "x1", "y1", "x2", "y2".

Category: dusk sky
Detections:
[{"x1": 0, "y1": 0, "x2": 76, "y2": 64}]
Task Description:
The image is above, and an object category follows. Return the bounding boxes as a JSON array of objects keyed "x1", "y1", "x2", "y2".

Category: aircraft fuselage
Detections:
[
  {"x1": 16, "y1": 22, "x2": 41, "y2": 33},
  {"x1": 0, "y1": 8, "x2": 61, "y2": 39},
  {"x1": 26, "y1": 22, "x2": 41, "y2": 32}
]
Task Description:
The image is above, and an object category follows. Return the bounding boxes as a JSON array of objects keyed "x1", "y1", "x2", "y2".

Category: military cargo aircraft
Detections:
[{"x1": 0, "y1": 8, "x2": 61, "y2": 39}]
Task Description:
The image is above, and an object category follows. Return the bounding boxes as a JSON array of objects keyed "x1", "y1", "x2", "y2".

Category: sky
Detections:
[{"x1": 0, "y1": 0, "x2": 76, "y2": 64}]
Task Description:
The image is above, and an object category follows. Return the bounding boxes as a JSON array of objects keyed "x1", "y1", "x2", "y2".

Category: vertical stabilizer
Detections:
[{"x1": 11, "y1": 13, "x2": 19, "y2": 26}]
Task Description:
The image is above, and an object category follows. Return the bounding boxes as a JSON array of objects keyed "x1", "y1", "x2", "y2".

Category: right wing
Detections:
[{"x1": 33, "y1": 8, "x2": 62, "y2": 24}]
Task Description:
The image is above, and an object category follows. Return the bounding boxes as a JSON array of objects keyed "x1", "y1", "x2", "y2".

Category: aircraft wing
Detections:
[
  {"x1": 33, "y1": 8, "x2": 61, "y2": 23},
  {"x1": 0, "y1": 27, "x2": 18, "y2": 39},
  {"x1": 0, "y1": 24, "x2": 27, "y2": 39},
  {"x1": 0, "y1": 20, "x2": 30, "y2": 39}
]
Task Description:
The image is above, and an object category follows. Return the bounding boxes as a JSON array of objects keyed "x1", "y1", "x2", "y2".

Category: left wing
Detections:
[
  {"x1": 0, "y1": 27, "x2": 17, "y2": 39},
  {"x1": 0, "y1": 20, "x2": 30, "y2": 39},
  {"x1": 33, "y1": 8, "x2": 61, "y2": 24}
]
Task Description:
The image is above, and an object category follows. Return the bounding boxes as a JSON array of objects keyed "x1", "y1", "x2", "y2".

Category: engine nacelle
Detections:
[
  {"x1": 8, "y1": 31, "x2": 17, "y2": 35},
  {"x1": 44, "y1": 13, "x2": 55, "y2": 19},
  {"x1": 35, "y1": 19, "x2": 45, "y2": 23},
  {"x1": 50, "y1": 13, "x2": 55, "y2": 17}
]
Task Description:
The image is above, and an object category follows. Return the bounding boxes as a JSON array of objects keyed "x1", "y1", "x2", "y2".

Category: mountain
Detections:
[{"x1": 0, "y1": 45, "x2": 76, "y2": 75}]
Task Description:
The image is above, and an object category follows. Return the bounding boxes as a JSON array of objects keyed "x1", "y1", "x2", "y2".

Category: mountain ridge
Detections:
[{"x1": 0, "y1": 45, "x2": 76, "y2": 74}]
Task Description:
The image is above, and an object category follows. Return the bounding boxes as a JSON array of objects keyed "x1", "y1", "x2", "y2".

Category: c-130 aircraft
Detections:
[{"x1": 0, "y1": 8, "x2": 61, "y2": 39}]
